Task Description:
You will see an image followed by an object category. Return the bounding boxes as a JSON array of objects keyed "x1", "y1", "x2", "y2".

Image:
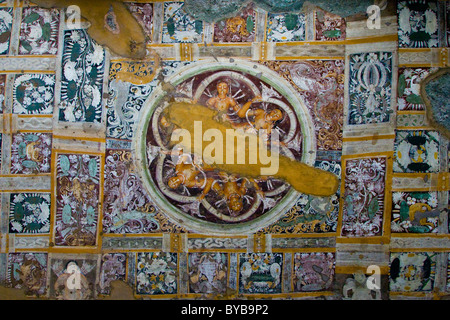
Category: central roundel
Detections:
[{"x1": 135, "y1": 60, "x2": 316, "y2": 235}]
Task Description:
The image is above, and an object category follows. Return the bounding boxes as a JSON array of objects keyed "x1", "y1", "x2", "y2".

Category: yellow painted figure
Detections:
[{"x1": 164, "y1": 102, "x2": 339, "y2": 197}]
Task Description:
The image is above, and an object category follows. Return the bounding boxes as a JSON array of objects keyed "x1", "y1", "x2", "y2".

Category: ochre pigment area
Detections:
[
  {"x1": 165, "y1": 102, "x2": 339, "y2": 197},
  {"x1": 31, "y1": 0, "x2": 148, "y2": 59}
]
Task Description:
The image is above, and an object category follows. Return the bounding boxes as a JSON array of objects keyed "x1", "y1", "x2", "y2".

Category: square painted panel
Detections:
[
  {"x1": 266, "y1": 13, "x2": 305, "y2": 42},
  {"x1": 293, "y1": 252, "x2": 335, "y2": 292},
  {"x1": 162, "y1": 2, "x2": 203, "y2": 43},
  {"x1": 106, "y1": 61, "x2": 157, "y2": 140},
  {"x1": 398, "y1": 0, "x2": 440, "y2": 48},
  {"x1": 9, "y1": 193, "x2": 51, "y2": 234},
  {"x1": 188, "y1": 252, "x2": 228, "y2": 294},
  {"x1": 0, "y1": 133, "x2": 2, "y2": 171},
  {"x1": 213, "y1": 3, "x2": 256, "y2": 43},
  {"x1": 393, "y1": 130, "x2": 440, "y2": 173},
  {"x1": 0, "y1": 8, "x2": 13, "y2": 55},
  {"x1": 341, "y1": 157, "x2": 386, "y2": 237},
  {"x1": 261, "y1": 160, "x2": 341, "y2": 234},
  {"x1": 0, "y1": 74, "x2": 5, "y2": 113},
  {"x1": 391, "y1": 191, "x2": 439, "y2": 233},
  {"x1": 48, "y1": 257, "x2": 97, "y2": 299},
  {"x1": 18, "y1": 7, "x2": 60, "y2": 55},
  {"x1": 136, "y1": 252, "x2": 178, "y2": 295},
  {"x1": 261, "y1": 59, "x2": 345, "y2": 151},
  {"x1": 13, "y1": 73, "x2": 55, "y2": 114},
  {"x1": 126, "y1": 3, "x2": 153, "y2": 43},
  {"x1": 239, "y1": 253, "x2": 282, "y2": 294},
  {"x1": 348, "y1": 52, "x2": 393, "y2": 125},
  {"x1": 59, "y1": 29, "x2": 105, "y2": 123},
  {"x1": 447, "y1": 2, "x2": 450, "y2": 46},
  {"x1": 7, "y1": 252, "x2": 48, "y2": 296},
  {"x1": 10, "y1": 132, "x2": 52, "y2": 174},
  {"x1": 102, "y1": 148, "x2": 160, "y2": 234},
  {"x1": 398, "y1": 68, "x2": 437, "y2": 111},
  {"x1": 389, "y1": 252, "x2": 436, "y2": 292}
]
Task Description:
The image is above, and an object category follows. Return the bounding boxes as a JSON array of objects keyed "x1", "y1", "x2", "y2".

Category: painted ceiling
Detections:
[{"x1": 0, "y1": 0, "x2": 449, "y2": 300}]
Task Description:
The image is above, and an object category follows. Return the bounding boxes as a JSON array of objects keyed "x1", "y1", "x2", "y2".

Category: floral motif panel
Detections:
[
  {"x1": 397, "y1": 67, "x2": 436, "y2": 111},
  {"x1": 18, "y1": 7, "x2": 60, "y2": 55},
  {"x1": 13, "y1": 73, "x2": 55, "y2": 114},
  {"x1": 266, "y1": 13, "x2": 305, "y2": 42},
  {"x1": 54, "y1": 153, "x2": 100, "y2": 246},
  {"x1": 6, "y1": 252, "x2": 48, "y2": 296},
  {"x1": 389, "y1": 252, "x2": 436, "y2": 292},
  {"x1": 391, "y1": 191, "x2": 439, "y2": 233},
  {"x1": 59, "y1": 29, "x2": 105, "y2": 123},
  {"x1": 348, "y1": 52, "x2": 393, "y2": 125},
  {"x1": 136, "y1": 252, "x2": 178, "y2": 295},
  {"x1": 314, "y1": 9, "x2": 346, "y2": 41}
]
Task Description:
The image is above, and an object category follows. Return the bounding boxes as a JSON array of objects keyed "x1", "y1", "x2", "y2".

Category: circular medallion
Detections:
[{"x1": 134, "y1": 60, "x2": 316, "y2": 234}]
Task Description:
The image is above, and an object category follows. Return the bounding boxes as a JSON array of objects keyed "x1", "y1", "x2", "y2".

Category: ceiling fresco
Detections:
[{"x1": 0, "y1": 0, "x2": 449, "y2": 302}]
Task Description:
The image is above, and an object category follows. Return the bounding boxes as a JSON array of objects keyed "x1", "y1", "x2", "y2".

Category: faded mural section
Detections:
[{"x1": 0, "y1": 0, "x2": 449, "y2": 300}]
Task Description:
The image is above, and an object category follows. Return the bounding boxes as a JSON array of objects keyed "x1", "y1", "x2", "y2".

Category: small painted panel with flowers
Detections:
[
  {"x1": 266, "y1": 13, "x2": 305, "y2": 42},
  {"x1": 18, "y1": 7, "x2": 60, "y2": 55},
  {"x1": 13, "y1": 73, "x2": 55, "y2": 114},
  {"x1": 59, "y1": 29, "x2": 105, "y2": 123},
  {"x1": 393, "y1": 130, "x2": 440, "y2": 173},
  {"x1": 398, "y1": 0, "x2": 440, "y2": 48},
  {"x1": 0, "y1": 8, "x2": 13, "y2": 55},
  {"x1": 397, "y1": 67, "x2": 437, "y2": 111},
  {"x1": 10, "y1": 132, "x2": 52, "y2": 174}
]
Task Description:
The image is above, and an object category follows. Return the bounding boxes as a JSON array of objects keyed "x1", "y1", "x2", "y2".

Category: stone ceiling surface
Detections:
[{"x1": 0, "y1": 0, "x2": 449, "y2": 301}]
